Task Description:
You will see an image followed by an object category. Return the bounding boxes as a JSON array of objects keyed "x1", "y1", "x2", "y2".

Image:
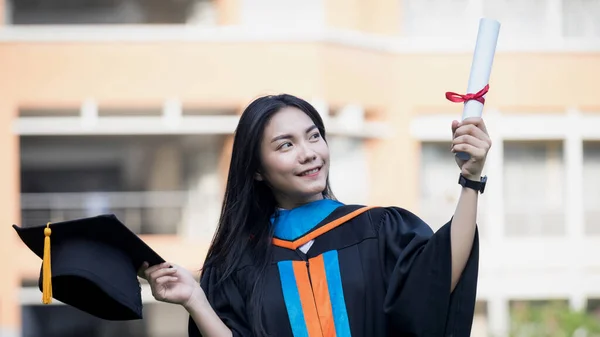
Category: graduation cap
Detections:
[{"x1": 12, "y1": 214, "x2": 165, "y2": 320}]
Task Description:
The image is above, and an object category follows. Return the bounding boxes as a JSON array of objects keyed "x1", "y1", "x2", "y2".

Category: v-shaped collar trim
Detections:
[
  {"x1": 271, "y1": 199, "x2": 344, "y2": 242},
  {"x1": 272, "y1": 205, "x2": 376, "y2": 250}
]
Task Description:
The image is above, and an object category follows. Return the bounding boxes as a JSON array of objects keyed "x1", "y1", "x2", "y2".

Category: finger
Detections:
[
  {"x1": 137, "y1": 262, "x2": 149, "y2": 279},
  {"x1": 451, "y1": 120, "x2": 460, "y2": 136},
  {"x1": 454, "y1": 124, "x2": 490, "y2": 143},
  {"x1": 460, "y1": 117, "x2": 482, "y2": 125},
  {"x1": 460, "y1": 117, "x2": 488, "y2": 134},
  {"x1": 149, "y1": 266, "x2": 178, "y2": 281},
  {"x1": 144, "y1": 265, "x2": 170, "y2": 280},
  {"x1": 452, "y1": 134, "x2": 489, "y2": 150},
  {"x1": 451, "y1": 143, "x2": 486, "y2": 158},
  {"x1": 481, "y1": 121, "x2": 488, "y2": 134},
  {"x1": 144, "y1": 262, "x2": 172, "y2": 278},
  {"x1": 155, "y1": 275, "x2": 178, "y2": 285}
]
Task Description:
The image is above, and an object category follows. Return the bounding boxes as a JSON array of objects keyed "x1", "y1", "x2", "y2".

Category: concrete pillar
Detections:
[
  {"x1": 367, "y1": 103, "x2": 413, "y2": 210},
  {"x1": 328, "y1": 104, "x2": 368, "y2": 204},
  {"x1": 328, "y1": 136, "x2": 369, "y2": 205},
  {"x1": 484, "y1": 109, "x2": 505, "y2": 244},
  {"x1": 337, "y1": 103, "x2": 364, "y2": 132},
  {"x1": 310, "y1": 99, "x2": 330, "y2": 129},
  {"x1": 147, "y1": 142, "x2": 182, "y2": 191},
  {"x1": 216, "y1": 0, "x2": 239, "y2": 25},
  {"x1": 570, "y1": 294, "x2": 587, "y2": 312},
  {"x1": 565, "y1": 108, "x2": 585, "y2": 311},
  {"x1": 545, "y1": 0, "x2": 563, "y2": 38},
  {"x1": 1, "y1": 0, "x2": 12, "y2": 25},
  {"x1": 180, "y1": 140, "x2": 222, "y2": 241},
  {"x1": 483, "y1": 110, "x2": 507, "y2": 336},
  {"x1": 488, "y1": 296, "x2": 510, "y2": 337},
  {"x1": 146, "y1": 142, "x2": 182, "y2": 234},
  {"x1": 565, "y1": 108, "x2": 584, "y2": 239},
  {"x1": 218, "y1": 135, "x2": 234, "y2": 192},
  {"x1": 0, "y1": 102, "x2": 22, "y2": 337}
]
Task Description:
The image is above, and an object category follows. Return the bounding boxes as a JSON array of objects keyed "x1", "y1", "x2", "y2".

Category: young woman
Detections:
[{"x1": 140, "y1": 94, "x2": 491, "y2": 336}]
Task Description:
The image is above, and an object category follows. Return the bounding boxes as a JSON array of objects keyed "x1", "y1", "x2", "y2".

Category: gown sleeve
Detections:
[
  {"x1": 188, "y1": 265, "x2": 252, "y2": 337},
  {"x1": 376, "y1": 206, "x2": 479, "y2": 336}
]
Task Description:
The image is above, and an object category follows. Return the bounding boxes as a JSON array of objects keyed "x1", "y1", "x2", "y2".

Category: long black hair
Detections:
[{"x1": 202, "y1": 94, "x2": 335, "y2": 336}]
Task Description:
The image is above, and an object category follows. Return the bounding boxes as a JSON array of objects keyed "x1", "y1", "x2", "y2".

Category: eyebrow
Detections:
[{"x1": 271, "y1": 125, "x2": 318, "y2": 143}]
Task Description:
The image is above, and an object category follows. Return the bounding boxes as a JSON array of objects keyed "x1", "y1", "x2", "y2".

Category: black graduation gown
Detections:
[{"x1": 188, "y1": 204, "x2": 479, "y2": 337}]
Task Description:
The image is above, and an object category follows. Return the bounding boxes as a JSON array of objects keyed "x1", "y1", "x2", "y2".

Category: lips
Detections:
[{"x1": 297, "y1": 165, "x2": 322, "y2": 176}]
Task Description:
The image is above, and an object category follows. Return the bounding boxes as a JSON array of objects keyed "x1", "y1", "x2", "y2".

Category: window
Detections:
[
  {"x1": 19, "y1": 134, "x2": 225, "y2": 236},
  {"x1": 10, "y1": 0, "x2": 216, "y2": 25},
  {"x1": 583, "y1": 141, "x2": 600, "y2": 234},
  {"x1": 562, "y1": 0, "x2": 600, "y2": 38},
  {"x1": 503, "y1": 141, "x2": 565, "y2": 237}
]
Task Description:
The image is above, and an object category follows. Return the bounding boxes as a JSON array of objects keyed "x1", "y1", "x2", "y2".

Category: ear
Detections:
[{"x1": 254, "y1": 172, "x2": 264, "y2": 181}]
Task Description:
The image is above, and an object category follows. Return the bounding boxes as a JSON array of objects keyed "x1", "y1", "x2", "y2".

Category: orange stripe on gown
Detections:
[
  {"x1": 292, "y1": 261, "x2": 324, "y2": 337},
  {"x1": 308, "y1": 254, "x2": 336, "y2": 337}
]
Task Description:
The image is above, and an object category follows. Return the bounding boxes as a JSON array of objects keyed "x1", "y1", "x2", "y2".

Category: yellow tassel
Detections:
[{"x1": 42, "y1": 222, "x2": 52, "y2": 304}]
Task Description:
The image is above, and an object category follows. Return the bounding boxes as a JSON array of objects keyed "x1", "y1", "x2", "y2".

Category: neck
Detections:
[{"x1": 275, "y1": 192, "x2": 324, "y2": 210}]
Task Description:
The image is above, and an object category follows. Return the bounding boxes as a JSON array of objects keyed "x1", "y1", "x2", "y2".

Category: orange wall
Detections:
[
  {"x1": 3, "y1": 44, "x2": 599, "y2": 109},
  {"x1": 1, "y1": 42, "x2": 321, "y2": 106},
  {"x1": 216, "y1": 0, "x2": 240, "y2": 25},
  {"x1": 0, "y1": 102, "x2": 20, "y2": 331},
  {"x1": 325, "y1": 0, "x2": 400, "y2": 35}
]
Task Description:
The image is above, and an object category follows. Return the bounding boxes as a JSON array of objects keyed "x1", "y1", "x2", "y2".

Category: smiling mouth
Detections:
[{"x1": 298, "y1": 166, "x2": 322, "y2": 176}]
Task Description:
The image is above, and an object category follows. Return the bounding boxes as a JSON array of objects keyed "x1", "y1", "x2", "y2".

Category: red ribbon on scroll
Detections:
[{"x1": 445, "y1": 84, "x2": 489, "y2": 104}]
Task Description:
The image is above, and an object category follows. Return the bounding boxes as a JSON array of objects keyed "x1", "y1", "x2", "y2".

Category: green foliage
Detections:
[{"x1": 508, "y1": 301, "x2": 600, "y2": 337}]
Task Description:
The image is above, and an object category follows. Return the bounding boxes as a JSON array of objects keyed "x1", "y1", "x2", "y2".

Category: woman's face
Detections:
[{"x1": 256, "y1": 106, "x2": 330, "y2": 209}]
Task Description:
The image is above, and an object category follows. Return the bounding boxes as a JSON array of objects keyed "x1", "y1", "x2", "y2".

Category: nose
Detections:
[{"x1": 298, "y1": 143, "x2": 317, "y2": 164}]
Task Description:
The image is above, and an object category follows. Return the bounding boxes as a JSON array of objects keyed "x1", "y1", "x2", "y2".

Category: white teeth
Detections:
[{"x1": 301, "y1": 168, "x2": 319, "y2": 176}]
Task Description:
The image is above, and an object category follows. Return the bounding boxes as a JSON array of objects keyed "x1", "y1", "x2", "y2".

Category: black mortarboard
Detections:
[{"x1": 12, "y1": 214, "x2": 165, "y2": 320}]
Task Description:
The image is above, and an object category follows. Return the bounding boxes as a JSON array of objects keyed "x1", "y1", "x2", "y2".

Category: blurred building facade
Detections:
[{"x1": 1, "y1": 0, "x2": 599, "y2": 336}]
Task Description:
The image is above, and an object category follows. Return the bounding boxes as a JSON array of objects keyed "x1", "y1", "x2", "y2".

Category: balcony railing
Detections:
[{"x1": 20, "y1": 191, "x2": 221, "y2": 236}]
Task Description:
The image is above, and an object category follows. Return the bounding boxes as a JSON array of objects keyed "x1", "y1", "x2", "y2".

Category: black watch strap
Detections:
[{"x1": 458, "y1": 174, "x2": 487, "y2": 194}]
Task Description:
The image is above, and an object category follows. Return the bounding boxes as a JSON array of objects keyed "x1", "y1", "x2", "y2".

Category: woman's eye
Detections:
[
  {"x1": 279, "y1": 142, "x2": 292, "y2": 150},
  {"x1": 310, "y1": 133, "x2": 321, "y2": 139}
]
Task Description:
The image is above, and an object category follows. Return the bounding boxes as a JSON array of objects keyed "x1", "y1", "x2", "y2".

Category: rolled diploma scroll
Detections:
[{"x1": 456, "y1": 18, "x2": 500, "y2": 161}]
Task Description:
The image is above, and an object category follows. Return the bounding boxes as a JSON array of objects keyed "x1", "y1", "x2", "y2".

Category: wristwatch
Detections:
[{"x1": 458, "y1": 174, "x2": 487, "y2": 194}]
